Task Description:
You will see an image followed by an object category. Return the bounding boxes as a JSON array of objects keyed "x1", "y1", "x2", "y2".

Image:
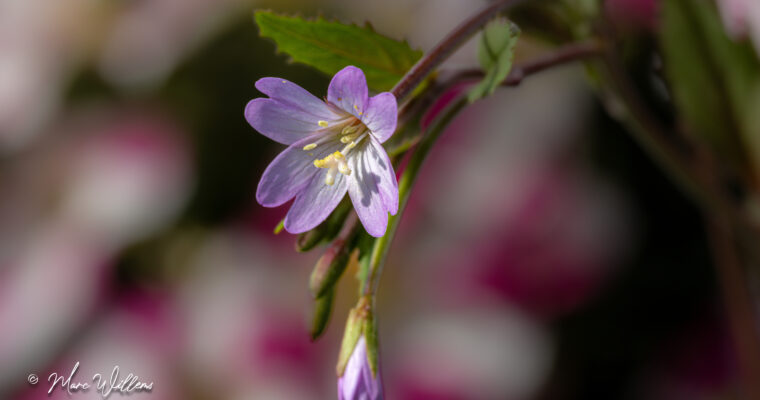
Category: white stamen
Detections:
[
  {"x1": 338, "y1": 161, "x2": 351, "y2": 175},
  {"x1": 325, "y1": 167, "x2": 337, "y2": 185}
]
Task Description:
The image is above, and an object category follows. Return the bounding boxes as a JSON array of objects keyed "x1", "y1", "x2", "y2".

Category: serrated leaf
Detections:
[
  {"x1": 468, "y1": 19, "x2": 520, "y2": 102},
  {"x1": 255, "y1": 11, "x2": 422, "y2": 91}
]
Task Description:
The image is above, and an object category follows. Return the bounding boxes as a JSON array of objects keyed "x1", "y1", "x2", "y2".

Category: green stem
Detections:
[{"x1": 364, "y1": 98, "x2": 468, "y2": 295}]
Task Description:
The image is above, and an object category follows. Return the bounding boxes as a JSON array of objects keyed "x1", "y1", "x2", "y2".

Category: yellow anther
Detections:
[
  {"x1": 353, "y1": 104, "x2": 363, "y2": 115},
  {"x1": 344, "y1": 141, "x2": 357, "y2": 150},
  {"x1": 303, "y1": 143, "x2": 317, "y2": 151},
  {"x1": 281, "y1": 80, "x2": 286, "y2": 83},
  {"x1": 314, "y1": 153, "x2": 338, "y2": 169},
  {"x1": 333, "y1": 151, "x2": 345, "y2": 161},
  {"x1": 318, "y1": 120, "x2": 329, "y2": 127}
]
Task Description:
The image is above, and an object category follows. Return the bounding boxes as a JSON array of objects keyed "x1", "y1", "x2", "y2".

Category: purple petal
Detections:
[
  {"x1": 256, "y1": 135, "x2": 343, "y2": 207},
  {"x1": 256, "y1": 136, "x2": 318, "y2": 207},
  {"x1": 327, "y1": 66, "x2": 369, "y2": 119},
  {"x1": 246, "y1": 78, "x2": 339, "y2": 145},
  {"x1": 338, "y1": 336, "x2": 383, "y2": 400},
  {"x1": 284, "y1": 164, "x2": 349, "y2": 233},
  {"x1": 361, "y1": 92, "x2": 397, "y2": 143},
  {"x1": 256, "y1": 77, "x2": 336, "y2": 118},
  {"x1": 347, "y1": 139, "x2": 398, "y2": 237},
  {"x1": 369, "y1": 139, "x2": 399, "y2": 216}
]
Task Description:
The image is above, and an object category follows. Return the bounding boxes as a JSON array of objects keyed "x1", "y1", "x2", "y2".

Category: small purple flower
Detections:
[
  {"x1": 338, "y1": 336, "x2": 383, "y2": 400},
  {"x1": 245, "y1": 66, "x2": 399, "y2": 237}
]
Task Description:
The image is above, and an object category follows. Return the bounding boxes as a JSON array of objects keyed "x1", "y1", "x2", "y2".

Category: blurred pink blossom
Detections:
[
  {"x1": 457, "y1": 165, "x2": 628, "y2": 318},
  {"x1": 0, "y1": 224, "x2": 111, "y2": 393},
  {"x1": 58, "y1": 111, "x2": 193, "y2": 247},
  {"x1": 0, "y1": 0, "x2": 94, "y2": 152},
  {"x1": 178, "y1": 231, "x2": 329, "y2": 399},
  {"x1": 98, "y1": 0, "x2": 249, "y2": 88},
  {"x1": 14, "y1": 289, "x2": 181, "y2": 400},
  {"x1": 716, "y1": 0, "x2": 760, "y2": 54},
  {"x1": 389, "y1": 308, "x2": 553, "y2": 400}
]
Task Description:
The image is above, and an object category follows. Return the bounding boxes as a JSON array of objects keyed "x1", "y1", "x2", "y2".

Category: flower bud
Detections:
[
  {"x1": 337, "y1": 336, "x2": 383, "y2": 400},
  {"x1": 337, "y1": 296, "x2": 370, "y2": 376},
  {"x1": 310, "y1": 286, "x2": 335, "y2": 341},
  {"x1": 309, "y1": 239, "x2": 352, "y2": 298}
]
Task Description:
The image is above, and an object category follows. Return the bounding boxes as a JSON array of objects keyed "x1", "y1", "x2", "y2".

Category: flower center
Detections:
[{"x1": 303, "y1": 116, "x2": 370, "y2": 186}]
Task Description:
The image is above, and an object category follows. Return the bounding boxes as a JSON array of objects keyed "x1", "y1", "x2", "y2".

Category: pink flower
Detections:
[{"x1": 245, "y1": 66, "x2": 398, "y2": 237}]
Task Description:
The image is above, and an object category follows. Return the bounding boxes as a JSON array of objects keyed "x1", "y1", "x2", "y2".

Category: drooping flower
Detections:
[
  {"x1": 245, "y1": 66, "x2": 399, "y2": 237},
  {"x1": 338, "y1": 336, "x2": 383, "y2": 400}
]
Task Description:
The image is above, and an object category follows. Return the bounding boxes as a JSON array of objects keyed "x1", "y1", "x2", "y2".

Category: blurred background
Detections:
[{"x1": 0, "y1": 0, "x2": 751, "y2": 399}]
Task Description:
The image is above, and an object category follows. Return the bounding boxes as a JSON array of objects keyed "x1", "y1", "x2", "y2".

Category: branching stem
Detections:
[{"x1": 391, "y1": 0, "x2": 528, "y2": 101}]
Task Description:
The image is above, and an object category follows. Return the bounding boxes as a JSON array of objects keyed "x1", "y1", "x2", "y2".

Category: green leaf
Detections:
[
  {"x1": 254, "y1": 11, "x2": 423, "y2": 91},
  {"x1": 660, "y1": 0, "x2": 760, "y2": 175},
  {"x1": 468, "y1": 19, "x2": 521, "y2": 102}
]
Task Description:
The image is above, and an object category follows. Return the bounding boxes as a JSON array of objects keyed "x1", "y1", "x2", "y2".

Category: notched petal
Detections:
[
  {"x1": 327, "y1": 66, "x2": 369, "y2": 119},
  {"x1": 246, "y1": 98, "x2": 332, "y2": 145},
  {"x1": 256, "y1": 77, "x2": 336, "y2": 119}
]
